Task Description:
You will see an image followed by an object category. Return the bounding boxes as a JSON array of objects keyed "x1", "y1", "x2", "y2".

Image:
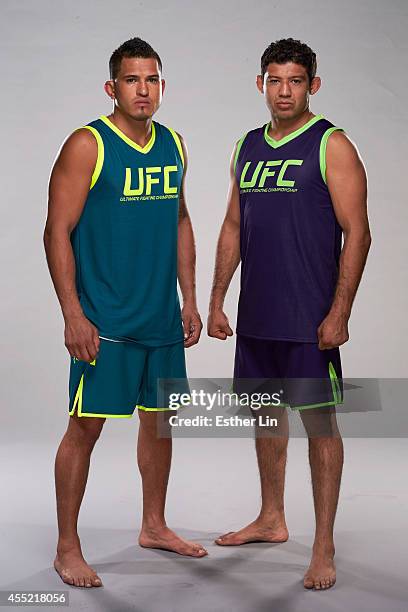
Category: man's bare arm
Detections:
[
  {"x1": 207, "y1": 144, "x2": 241, "y2": 340},
  {"x1": 318, "y1": 131, "x2": 371, "y2": 349},
  {"x1": 176, "y1": 134, "x2": 202, "y2": 348},
  {"x1": 44, "y1": 129, "x2": 100, "y2": 362}
]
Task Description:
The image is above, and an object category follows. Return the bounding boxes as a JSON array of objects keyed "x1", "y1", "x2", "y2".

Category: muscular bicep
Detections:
[
  {"x1": 326, "y1": 131, "x2": 368, "y2": 234},
  {"x1": 46, "y1": 129, "x2": 98, "y2": 234}
]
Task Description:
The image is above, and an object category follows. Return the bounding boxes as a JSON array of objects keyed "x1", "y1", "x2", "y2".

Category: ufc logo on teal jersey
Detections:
[
  {"x1": 123, "y1": 166, "x2": 178, "y2": 196},
  {"x1": 240, "y1": 159, "x2": 303, "y2": 188}
]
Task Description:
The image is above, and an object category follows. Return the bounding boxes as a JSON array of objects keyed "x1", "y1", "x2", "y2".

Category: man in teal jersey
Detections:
[
  {"x1": 208, "y1": 39, "x2": 371, "y2": 590},
  {"x1": 44, "y1": 37, "x2": 207, "y2": 589}
]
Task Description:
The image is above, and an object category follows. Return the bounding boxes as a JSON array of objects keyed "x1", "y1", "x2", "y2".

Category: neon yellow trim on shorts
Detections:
[
  {"x1": 292, "y1": 363, "x2": 342, "y2": 410},
  {"x1": 79, "y1": 412, "x2": 133, "y2": 418},
  {"x1": 69, "y1": 373, "x2": 133, "y2": 418},
  {"x1": 292, "y1": 399, "x2": 342, "y2": 411},
  {"x1": 99, "y1": 115, "x2": 156, "y2": 153},
  {"x1": 329, "y1": 360, "x2": 343, "y2": 404},
  {"x1": 319, "y1": 127, "x2": 344, "y2": 184},
  {"x1": 79, "y1": 126, "x2": 104, "y2": 189},
  {"x1": 292, "y1": 361, "x2": 343, "y2": 410},
  {"x1": 69, "y1": 373, "x2": 84, "y2": 416},
  {"x1": 136, "y1": 405, "x2": 177, "y2": 412},
  {"x1": 167, "y1": 127, "x2": 184, "y2": 168}
]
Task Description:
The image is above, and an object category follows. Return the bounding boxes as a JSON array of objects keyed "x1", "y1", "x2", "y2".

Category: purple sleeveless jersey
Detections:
[{"x1": 234, "y1": 114, "x2": 344, "y2": 343}]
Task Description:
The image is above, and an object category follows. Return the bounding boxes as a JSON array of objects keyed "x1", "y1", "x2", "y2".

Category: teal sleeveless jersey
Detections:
[{"x1": 70, "y1": 115, "x2": 185, "y2": 346}]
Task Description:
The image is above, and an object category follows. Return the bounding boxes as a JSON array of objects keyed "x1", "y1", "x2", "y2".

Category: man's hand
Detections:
[
  {"x1": 317, "y1": 312, "x2": 349, "y2": 350},
  {"x1": 182, "y1": 304, "x2": 202, "y2": 348},
  {"x1": 65, "y1": 314, "x2": 100, "y2": 362},
  {"x1": 207, "y1": 309, "x2": 234, "y2": 340}
]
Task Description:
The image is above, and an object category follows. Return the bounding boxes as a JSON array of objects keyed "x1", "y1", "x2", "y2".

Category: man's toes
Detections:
[
  {"x1": 215, "y1": 532, "x2": 234, "y2": 542},
  {"x1": 91, "y1": 575, "x2": 102, "y2": 587},
  {"x1": 189, "y1": 544, "x2": 206, "y2": 557},
  {"x1": 303, "y1": 576, "x2": 313, "y2": 589},
  {"x1": 60, "y1": 570, "x2": 73, "y2": 586},
  {"x1": 61, "y1": 572, "x2": 71, "y2": 586}
]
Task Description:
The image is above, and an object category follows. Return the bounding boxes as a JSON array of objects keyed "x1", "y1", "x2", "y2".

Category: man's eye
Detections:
[
  {"x1": 292, "y1": 79, "x2": 301, "y2": 84},
  {"x1": 126, "y1": 78, "x2": 136, "y2": 83},
  {"x1": 148, "y1": 77, "x2": 159, "y2": 83},
  {"x1": 268, "y1": 79, "x2": 279, "y2": 84}
]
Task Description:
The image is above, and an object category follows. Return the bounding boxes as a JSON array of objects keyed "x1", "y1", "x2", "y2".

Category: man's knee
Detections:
[
  {"x1": 252, "y1": 405, "x2": 289, "y2": 438},
  {"x1": 67, "y1": 413, "x2": 106, "y2": 445},
  {"x1": 300, "y1": 406, "x2": 341, "y2": 439},
  {"x1": 138, "y1": 409, "x2": 172, "y2": 437}
]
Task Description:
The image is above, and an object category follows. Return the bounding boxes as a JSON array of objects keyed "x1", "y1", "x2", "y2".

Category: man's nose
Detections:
[
  {"x1": 136, "y1": 80, "x2": 149, "y2": 96},
  {"x1": 278, "y1": 82, "x2": 291, "y2": 97}
]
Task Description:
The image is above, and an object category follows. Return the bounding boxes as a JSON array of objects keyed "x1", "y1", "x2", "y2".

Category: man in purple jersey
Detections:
[{"x1": 208, "y1": 38, "x2": 370, "y2": 590}]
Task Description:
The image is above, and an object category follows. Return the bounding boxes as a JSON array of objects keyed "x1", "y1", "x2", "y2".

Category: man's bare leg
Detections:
[
  {"x1": 216, "y1": 407, "x2": 289, "y2": 545},
  {"x1": 54, "y1": 413, "x2": 105, "y2": 587},
  {"x1": 137, "y1": 410, "x2": 207, "y2": 557},
  {"x1": 301, "y1": 407, "x2": 343, "y2": 590}
]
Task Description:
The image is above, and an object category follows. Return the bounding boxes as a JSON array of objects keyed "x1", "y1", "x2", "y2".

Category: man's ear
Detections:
[{"x1": 256, "y1": 74, "x2": 264, "y2": 94}]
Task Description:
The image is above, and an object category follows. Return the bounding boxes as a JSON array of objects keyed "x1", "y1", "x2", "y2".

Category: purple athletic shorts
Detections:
[{"x1": 233, "y1": 335, "x2": 343, "y2": 410}]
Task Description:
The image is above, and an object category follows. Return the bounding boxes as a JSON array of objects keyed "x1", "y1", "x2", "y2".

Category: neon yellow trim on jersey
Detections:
[
  {"x1": 79, "y1": 126, "x2": 104, "y2": 189},
  {"x1": 264, "y1": 114, "x2": 324, "y2": 149},
  {"x1": 319, "y1": 127, "x2": 344, "y2": 184},
  {"x1": 136, "y1": 405, "x2": 176, "y2": 412},
  {"x1": 99, "y1": 115, "x2": 156, "y2": 153},
  {"x1": 234, "y1": 133, "x2": 247, "y2": 173},
  {"x1": 167, "y1": 127, "x2": 185, "y2": 168}
]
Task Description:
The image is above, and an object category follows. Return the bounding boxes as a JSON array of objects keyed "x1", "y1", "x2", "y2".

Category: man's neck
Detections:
[
  {"x1": 268, "y1": 109, "x2": 314, "y2": 140},
  {"x1": 108, "y1": 108, "x2": 153, "y2": 147}
]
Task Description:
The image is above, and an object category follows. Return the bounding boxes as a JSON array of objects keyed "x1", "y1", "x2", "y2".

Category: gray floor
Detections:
[{"x1": 1, "y1": 431, "x2": 407, "y2": 611}]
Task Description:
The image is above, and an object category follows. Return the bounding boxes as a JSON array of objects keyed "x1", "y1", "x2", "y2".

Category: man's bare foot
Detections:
[
  {"x1": 54, "y1": 549, "x2": 102, "y2": 588},
  {"x1": 215, "y1": 516, "x2": 289, "y2": 546},
  {"x1": 303, "y1": 546, "x2": 336, "y2": 590},
  {"x1": 139, "y1": 525, "x2": 208, "y2": 557}
]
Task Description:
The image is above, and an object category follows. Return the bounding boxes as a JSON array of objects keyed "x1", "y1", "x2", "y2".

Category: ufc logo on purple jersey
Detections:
[{"x1": 239, "y1": 159, "x2": 303, "y2": 189}]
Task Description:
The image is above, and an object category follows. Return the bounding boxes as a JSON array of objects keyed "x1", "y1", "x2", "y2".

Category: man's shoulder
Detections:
[
  {"x1": 236, "y1": 124, "x2": 265, "y2": 142},
  {"x1": 153, "y1": 121, "x2": 183, "y2": 141}
]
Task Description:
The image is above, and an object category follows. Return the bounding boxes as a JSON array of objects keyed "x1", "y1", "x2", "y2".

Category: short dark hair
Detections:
[
  {"x1": 261, "y1": 38, "x2": 317, "y2": 83},
  {"x1": 109, "y1": 37, "x2": 163, "y2": 80}
]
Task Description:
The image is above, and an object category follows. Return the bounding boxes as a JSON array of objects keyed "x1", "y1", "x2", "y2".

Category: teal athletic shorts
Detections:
[{"x1": 68, "y1": 338, "x2": 188, "y2": 418}]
